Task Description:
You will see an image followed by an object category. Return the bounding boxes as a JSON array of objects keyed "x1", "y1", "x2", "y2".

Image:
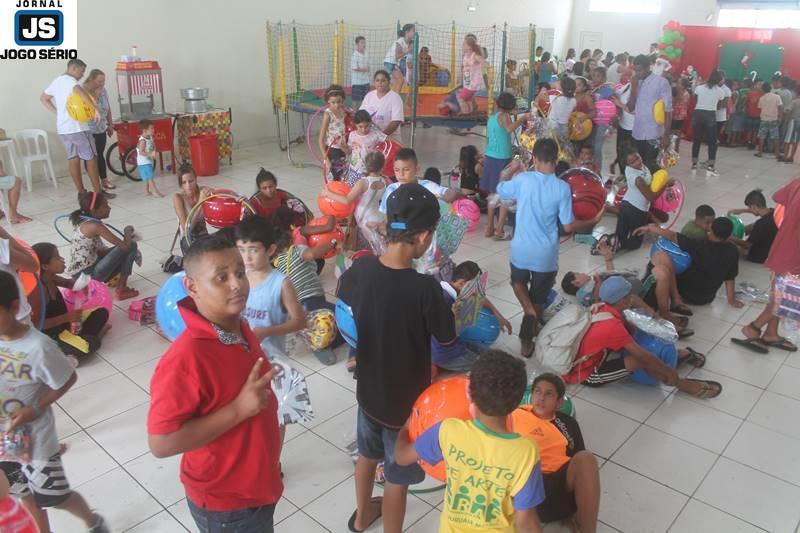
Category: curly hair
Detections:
[{"x1": 469, "y1": 350, "x2": 527, "y2": 417}]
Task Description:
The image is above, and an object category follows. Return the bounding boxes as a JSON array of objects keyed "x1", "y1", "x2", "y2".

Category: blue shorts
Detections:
[
  {"x1": 480, "y1": 155, "x2": 511, "y2": 194},
  {"x1": 139, "y1": 163, "x2": 154, "y2": 181},
  {"x1": 356, "y1": 408, "x2": 424, "y2": 486}
]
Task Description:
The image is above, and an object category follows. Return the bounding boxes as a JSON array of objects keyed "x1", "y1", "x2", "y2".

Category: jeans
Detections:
[
  {"x1": 187, "y1": 499, "x2": 276, "y2": 533},
  {"x1": 691, "y1": 110, "x2": 718, "y2": 165},
  {"x1": 635, "y1": 139, "x2": 660, "y2": 173},
  {"x1": 591, "y1": 124, "x2": 609, "y2": 174},
  {"x1": 83, "y1": 241, "x2": 138, "y2": 282},
  {"x1": 614, "y1": 200, "x2": 649, "y2": 251},
  {"x1": 615, "y1": 127, "x2": 633, "y2": 174}
]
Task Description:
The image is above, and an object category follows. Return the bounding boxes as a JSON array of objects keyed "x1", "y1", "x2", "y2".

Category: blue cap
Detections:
[{"x1": 599, "y1": 276, "x2": 632, "y2": 304}]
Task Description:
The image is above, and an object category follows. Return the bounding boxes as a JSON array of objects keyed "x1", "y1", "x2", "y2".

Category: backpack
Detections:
[{"x1": 534, "y1": 304, "x2": 614, "y2": 375}]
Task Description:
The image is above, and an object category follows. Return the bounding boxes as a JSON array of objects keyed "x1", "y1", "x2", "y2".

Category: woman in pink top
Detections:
[{"x1": 438, "y1": 34, "x2": 484, "y2": 116}]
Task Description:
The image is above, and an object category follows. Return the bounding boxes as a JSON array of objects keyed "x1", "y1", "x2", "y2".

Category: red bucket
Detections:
[{"x1": 189, "y1": 134, "x2": 219, "y2": 176}]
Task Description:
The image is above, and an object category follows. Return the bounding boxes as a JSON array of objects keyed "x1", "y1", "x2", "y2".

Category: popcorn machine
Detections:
[{"x1": 115, "y1": 60, "x2": 167, "y2": 120}]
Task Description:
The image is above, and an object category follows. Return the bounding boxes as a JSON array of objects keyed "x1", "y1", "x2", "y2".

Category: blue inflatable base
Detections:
[{"x1": 629, "y1": 329, "x2": 678, "y2": 385}]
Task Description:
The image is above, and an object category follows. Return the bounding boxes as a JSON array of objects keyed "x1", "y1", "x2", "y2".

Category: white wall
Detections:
[
  {"x1": 0, "y1": 0, "x2": 572, "y2": 176},
  {"x1": 566, "y1": 0, "x2": 720, "y2": 57}
]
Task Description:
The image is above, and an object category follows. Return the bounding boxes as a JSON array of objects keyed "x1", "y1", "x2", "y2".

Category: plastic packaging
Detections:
[
  {"x1": 623, "y1": 308, "x2": 678, "y2": 344},
  {"x1": 268, "y1": 353, "x2": 314, "y2": 426},
  {"x1": 0, "y1": 423, "x2": 31, "y2": 463},
  {"x1": 736, "y1": 282, "x2": 770, "y2": 304}
]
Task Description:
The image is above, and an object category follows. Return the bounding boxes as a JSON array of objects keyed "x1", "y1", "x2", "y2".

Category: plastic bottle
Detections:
[{"x1": 70, "y1": 293, "x2": 83, "y2": 335}]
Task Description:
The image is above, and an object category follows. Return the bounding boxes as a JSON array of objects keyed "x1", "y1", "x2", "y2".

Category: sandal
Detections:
[
  {"x1": 348, "y1": 497, "x2": 383, "y2": 533},
  {"x1": 677, "y1": 327, "x2": 695, "y2": 339},
  {"x1": 671, "y1": 316, "x2": 689, "y2": 329},
  {"x1": 102, "y1": 180, "x2": 117, "y2": 190},
  {"x1": 115, "y1": 287, "x2": 140, "y2": 301},
  {"x1": 686, "y1": 379, "x2": 722, "y2": 399},
  {"x1": 484, "y1": 227, "x2": 495, "y2": 238},
  {"x1": 761, "y1": 337, "x2": 798, "y2": 352},
  {"x1": 731, "y1": 337, "x2": 769, "y2": 354},
  {"x1": 679, "y1": 347, "x2": 706, "y2": 368},
  {"x1": 346, "y1": 357, "x2": 357, "y2": 373},
  {"x1": 670, "y1": 304, "x2": 693, "y2": 317},
  {"x1": 590, "y1": 234, "x2": 616, "y2": 256},
  {"x1": 493, "y1": 231, "x2": 512, "y2": 241}
]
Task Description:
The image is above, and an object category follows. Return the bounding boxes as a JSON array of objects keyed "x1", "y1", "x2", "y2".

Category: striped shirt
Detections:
[{"x1": 273, "y1": 245, "x2": 324, "y2": 303}]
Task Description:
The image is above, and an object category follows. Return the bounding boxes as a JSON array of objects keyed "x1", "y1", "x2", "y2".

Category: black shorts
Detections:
[
  {"x1": 671, "y1": 119, "x2": 684, "y2": 131},
  {"x1": 352, "y1": 83, "x2": 370, "y2": 102},
  {"x1": 509, "y1": 265, "x2": 557, "y2": 305},
  {"x1": 538, "y1": 462, "x2": 578, "y2": 523},
  {"x1": 0, "y1": 454, "x2": 72, "y2": 507}
]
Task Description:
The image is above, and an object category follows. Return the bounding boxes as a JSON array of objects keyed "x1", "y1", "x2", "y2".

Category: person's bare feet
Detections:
[
  {"x1": 741, "y1": 322, "x2": 761, "y2": 339},
  {"x1": 145, "y1": 190, "x2": 153, "y2": 196},
  {"x1": 116, "y1": 287, "x2": 140, "y2": 301},
  {"x1": 10, "y1": 214, "x2": 32, "y2": 224},
  {"x1": 520, "y1": 339, "x2": 534, "y2": 358}
]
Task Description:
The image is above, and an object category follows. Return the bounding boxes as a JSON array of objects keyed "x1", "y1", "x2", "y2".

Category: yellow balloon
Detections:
[
  {"x1": 568, "y1": 112, "x2": 593, "y2": 141},
  {"x1": 651, "y1": 169, "x2": 669, "y2": 192},
  {"x1": 653, "y1": 99, "x2": 665, "y2": 125},
  {"x1": 66, "y1": 92, "x2": 96, "y2": 123}
]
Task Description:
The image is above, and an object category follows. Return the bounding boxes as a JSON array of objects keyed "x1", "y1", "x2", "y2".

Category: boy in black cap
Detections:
[{"x1": 337, "y1": 183, "x2": 457, "y2": 533}]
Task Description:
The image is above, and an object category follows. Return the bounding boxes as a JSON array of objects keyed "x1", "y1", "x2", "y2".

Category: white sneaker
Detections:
[{"x1": 706, "y1": 167, "x2": 720, "y2": 177}]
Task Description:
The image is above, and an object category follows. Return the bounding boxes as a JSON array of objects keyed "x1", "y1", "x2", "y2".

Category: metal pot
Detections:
[
  {"x1": 184, "y1": 99, "x2": 208, "y2": 114},
  {"x1": 180, "y1": 88, "x2": 209, "y2": 100}
]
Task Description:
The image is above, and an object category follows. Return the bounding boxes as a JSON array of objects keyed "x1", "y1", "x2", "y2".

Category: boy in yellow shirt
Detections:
[{"x1": 396, "y1": 350, "x2": 545, "y2": 532}]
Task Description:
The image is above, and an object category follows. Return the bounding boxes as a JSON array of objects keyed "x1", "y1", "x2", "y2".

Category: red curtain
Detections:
[{"x1": 680, "y1": 26, "x2": 800, "y2": 80}]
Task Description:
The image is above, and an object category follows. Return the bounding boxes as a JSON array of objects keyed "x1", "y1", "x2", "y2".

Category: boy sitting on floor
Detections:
[
  {"x1": 396, "y1": 349, "x2": 546, "y2": 533},
  {"x1": 512, "y1": 373, "x2": 600, "y2": 532},
  {"x1": 680, "y1": 204, "x2": 716, "y2": 241},
  {"x1": 634, "y1": 218, "x2": 744, "y2": 308},
  {"x1": 433, "y1": 260, "x2": 512, "y2": 373},
  {"x1": 727, "y1": 189, "x2": 778, "y2": 264}
]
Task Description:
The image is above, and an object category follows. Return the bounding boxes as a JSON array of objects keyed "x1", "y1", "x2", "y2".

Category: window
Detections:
[
  {"x1": 589, "y1": 0, "x2": 661, "y2": 13},
  {"x1": 718, "y1": 8, "x2": 800, "y2": 28}
]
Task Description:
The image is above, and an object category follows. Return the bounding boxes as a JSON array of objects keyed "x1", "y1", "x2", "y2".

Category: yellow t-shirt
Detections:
[{"x1": 414, "y1": 418, "x2": 545, "y2": 532}]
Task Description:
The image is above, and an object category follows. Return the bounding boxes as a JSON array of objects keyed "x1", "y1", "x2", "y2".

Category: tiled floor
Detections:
[{"x1": 6, "y1": 125, "x2": 800, "y2": 533}]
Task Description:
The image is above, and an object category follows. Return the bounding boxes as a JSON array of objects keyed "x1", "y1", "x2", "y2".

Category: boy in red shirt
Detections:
[
  {"x1": 147, "y1": 234, "x2": 282, "y2": 533},
  {"x1": 744, "y1": 80, "x2": 764, "y2": 148}
]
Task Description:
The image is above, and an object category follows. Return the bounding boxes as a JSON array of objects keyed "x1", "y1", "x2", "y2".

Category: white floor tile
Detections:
[
  {"x1": 86, "y1": 403, "x2": 150, "y2": 464},
  {"x1": 52, "y1": 402, "x2": 81, "y2": 439},
  {"x1": 60, "y1": 430, "x2": 118, "y2": 487},
  {"x1": 166, "y1": 500, "x2": 195, "y2": 532},
  {"x1": 280, "y1": 431, "x2": 354, "y2": 508},
  {"x1": 695, "y1": 458, "x2": 800, "y2": 533},
  {"x1": 570, "y1": 397, "x2": 640, "y2": 459},
  {"x1": 301, "y1": 373, "x2": 357, "y2": 429},
  {"x1": 72, "y1": 353, "x2": 120, "y2": 389},
  {"x1": 669, "y1": 499, "x2": 764, "y2": 533},
  {"x1": 97, "y1": 326, "x2": 169, "y2": 370},
  {"x1": 598, "y1": 462, "x2": 688, "y2": 533},
  {"x1": 683, "y1": 368, "x2": 763, "y2": 419},
  {"x1": 747, "y1": 391, "x2": 800, "y2": 440},
  {"x1": 611, "y1": 425, "x2": 717, "y2": 494},
  {"x1": 274, "y1": 511, "x2": 329, "y2": 533},
  {"x1": 702, "y1": 338, "x2": 786, "y2": 388},
  {"x1": 124, "y1": 452, "x2": 185, "y2": 507},
  {"x1": 311, "y1": 405, "x2": 358, "y2": 453},
  {"x1": 646, "y1": 395, "x2": 742, "y2": 454},
  {"x1": 58, "y1": 372, "x2": 149, "y2": 427},
  {"x1": 406, "y1": 509, "x2": 442, "y2": 532},
  {"x1": 577, "y1": 381, "x2": 671, "y2": 422},
  {"x1": 125, "y1": 357, "x2": 161, "y2": 393},
  {"x1": 127, "y1": 510, "x2": 189, "y2": 533},
  {"x1": 724, "y1": 421, "x2": 800, "y2": 487},
  {"x1": 766, "y1": 364, "x2": 800, "y2": 402}
]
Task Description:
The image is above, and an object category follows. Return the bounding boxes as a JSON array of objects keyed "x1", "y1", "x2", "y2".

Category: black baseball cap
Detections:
[{"x1": 386, "y1": 183, "x2": 440, "y2": 236}]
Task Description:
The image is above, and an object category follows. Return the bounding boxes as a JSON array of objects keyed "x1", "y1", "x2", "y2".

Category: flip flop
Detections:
[
  {"x1": 731, "y1": 337, "x2": 769, "y2": 354},
  {"x1": 679, "y1": 347, "x2": 706, "y2": 368},
  {"x1": 590, "y1": 234, "x2": 610, "y2": 256},
  {"x1": 762, "y1": 337, "x2": 798, "y2": 352},
  {"x1": 677, "y1": 327, "x2": 695, "y2": 339},
  {"x1": 348, "y1": 497, "x2": 383, "y2": 533},
  {"x1": 493, "y1": 231, "x2": 512, "y2": 241},
  {"x1": 670, "y1": 304, "x2": 693, "y2": 317},
  {"x1": 685, "y1": 379, "x2": 723, "y2": 399}
]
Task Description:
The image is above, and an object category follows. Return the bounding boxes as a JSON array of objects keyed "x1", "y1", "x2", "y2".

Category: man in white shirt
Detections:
[
  {"x1": 351, "y1": 36, "x2": 371, "y2": 108},
  {"x1": 716, "y1": 72, "x2": 732, "y2": 134},
  {"x1": 40, "y1": 59, "x2": 112, "y2": 198}
]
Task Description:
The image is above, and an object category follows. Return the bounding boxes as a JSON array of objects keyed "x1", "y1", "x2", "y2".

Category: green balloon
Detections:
[
  {"x1": 665, "y1": 46, "x2": 675, "y2": 54},
  {"x1": 679, "y1": 34, "x2": 686, "y2": 42},
  {"x1": 675, "y1": 49, "x2": 683, "y2": 57}
]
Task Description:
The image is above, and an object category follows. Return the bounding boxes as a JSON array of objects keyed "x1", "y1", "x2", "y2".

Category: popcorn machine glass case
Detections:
[{"x1": 115, "y1": 60, "x2": 167, "y2": 120}]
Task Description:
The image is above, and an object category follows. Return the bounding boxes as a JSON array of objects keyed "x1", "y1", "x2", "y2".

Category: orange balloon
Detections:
[
  {"x1": 318, "y1": 181, "x2": 355, "y2": 220},
  {"x1": 16, "y1": 239, "x2": 40, "y2": 296},
  {"x1": 774, "y1": 203, "x2": 784, "y2": 228},
  {"x1": 408, "y1": 376, "x2": 471, "y2": 481}
]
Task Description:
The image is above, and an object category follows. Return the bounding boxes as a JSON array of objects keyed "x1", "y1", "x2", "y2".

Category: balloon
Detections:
[
  {"x1": 658, "y1": 42, "x2": 667, "y2": 50},
  {"x1": 334, "y1": 298, "x2": 357, "y2": 348},
  {"x1": 630, "y1": 330, "x2": 678, "y2": 385},
  {"x1": 651, "y1": 169, "x2": 669, "y2": 193},
  {"x1": 594, "y1": 99, "x2": 617, "y2": 126},
  {"x1": 652, "y1": 182, "x2": 683, "y2": 214},
  {"x1": 60, "y1": 280, "x2": 113, "y2": 314},
  {"x1": 675, "y1": 49, "x2": 683, "y2": 57},
  {"x1": 318, "y1": 181, "x2": 355, "y2": 220},
  {"x1": 202, "y1": 190, "x2": 251, "y2": 229},
  {"x1": 155, "y1": 272, "x2": 188, "y2": 341},
  {"x1": 15, "y1": 239, "x2": 39, "y2": 296},
  {"x1": 726, "y1": 215, "x2": 745, "y2": 239},
  {"x1": 375, "y1": 140, "x2": 401, "y2": 178},
  {"x1": 408, "y1": 376, "x2": 471, "y2": 481},
  {"x1": 460, "y1": 308, "x2": 501, "y2": 345},
  {"x1": 650, "y1": 237, "x2": 692, "y2": 274},
  {"x1": 451, "y1": 198, "x2": 480, "y2": 232},
  {"x1": 560, "y1": 167, "x2": 606, "y2": 221},
  {"x1": 306, "y1": 217, "x2": 345, "y2": 259},
  {"x1": 774, "y1": 204, "x2": 785, "y2": 228},
  {"x1": 568, "y1": 112, "x2": 593, "y2": 141},
  {"x1": 653, "y1": 99, "x2": 666, "y2": 125},
  {"x1": 673, "y1": 39, "x2": 682, "y2": 48},
  {"x1": 66, "y1": 92, "x2": 96, "y2": 122},
  {"x1": 665, "y1": 46, "x2": 675, "y2": 55},
  {"x1": 299, "y1": 308, "x2": 337, "y2": 351}
]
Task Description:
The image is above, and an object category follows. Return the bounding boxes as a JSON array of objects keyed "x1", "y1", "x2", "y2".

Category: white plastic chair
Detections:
[
  {"x1": 13, "y1": 129, "x2": 58, "y2": 192},
  {"x1": 0, "y1": 140, "x2": 18, "y2": 217}
]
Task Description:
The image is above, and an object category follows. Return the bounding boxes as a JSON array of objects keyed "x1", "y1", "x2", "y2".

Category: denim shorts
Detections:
[
  {"x1": 509, "y1": 264, "x2": 557, "y2": 305},
  {"x1": 188, "y1": 498, "x2": 276, "y2": 533},
  {"x1": 356, "y1": 408, "x2": 425, "y2": 486}
]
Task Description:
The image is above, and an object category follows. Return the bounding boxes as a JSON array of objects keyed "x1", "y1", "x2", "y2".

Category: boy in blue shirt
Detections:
[
  {"x1": 396, "y1": 349, "x2": 545, "y2": 532},
  {"x1": 497, "y1": 139, "x2": 604, "y2": 357},
  {"x1": 433, "y1": 261, "x2": 512, "y2": 372}
]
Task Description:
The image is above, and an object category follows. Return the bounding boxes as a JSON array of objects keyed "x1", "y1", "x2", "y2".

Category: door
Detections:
[
  {"x1": 579, "y1": 31, "x2": 603, "y2": 53},
  {"x1": 538, "y1": 28, "x2": 555, "y2": 55}
]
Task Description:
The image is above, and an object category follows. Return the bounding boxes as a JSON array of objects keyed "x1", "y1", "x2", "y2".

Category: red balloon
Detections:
[
  {"x1": 318, "y1": 181, "x2": 356, "y2": 220},
  {"x1": 560, "y1": 168, "x2": 606, "y2": 221},
  {"x1": 673, "y1": 39, "x2": 682, "y2": 48},
  {"x1": 375, "y1": 140, "x2": 402, "y2": 178},
  {"x1": 408, "y1": 376, "x2": 471, "y2": 481},
  {"x1": 614, "y1": 187, "x2": 627, "y2": 209},
  {"x1": 306, "y1": 217, "x2": 345, "y2": 259},
  {"x1": 658, "y1": 42, "x2": 667, "y2": 50},
  {"x1": 202, "y1": 189, "x2": 250, "y2": 229}
]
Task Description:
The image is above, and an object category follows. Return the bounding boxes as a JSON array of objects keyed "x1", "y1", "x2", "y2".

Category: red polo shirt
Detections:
[
  {"x1": 148, "y1": 298, "x2": 283, "y2": 511},
  {"x1": 564, "y1": 304, "x2": 632, "y2": 384},
  {"x1": 765, "y1": 178, "x2": 800, "y2": 276}
]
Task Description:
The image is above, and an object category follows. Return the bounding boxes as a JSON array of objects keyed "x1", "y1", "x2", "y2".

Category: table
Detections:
[{"x1": 175, "y1": 108, "x2": 233, "y2": 166}]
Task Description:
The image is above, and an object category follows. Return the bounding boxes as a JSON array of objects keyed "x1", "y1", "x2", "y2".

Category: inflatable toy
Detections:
[
  {"x1": 650, "y1": 180, "x2": 685, "y2": 229},
  {"x1": 375, "y1": 140, "x2": 401, "y2": 178},
  {"x1": 560, "y1": 168, "x2": 605, "y2": 221},
  {"x1": 594, "y1": 99, "x2": 617, "y2": 126},
  {"x1": 650, "y1": 237, "x2": 691, "y2": 274},
  {"x1": 201, "y1": 189, "x2": 253, "y2": 229},
  {"x1": 335, "y1": 298, "x2": 357, "y2": 348},
  {"x1": 451, "y1": 198, "x2": 480, "y2": 232},
  {"x1": 726, "y1": 215, "x2": 745, "y2": 239},
  {"x1": 15, "y1": 239, "x2": 39, "y2": 296},
  {"x1": 568, "y1": 112, "x2": 593, "y2": 141},
  {"x1": 306, "y1": 218, "x2": 345, "y2": 259},
  {"x1": 155, "y1": 272, "x2": 188, "y2": 341},
  {"x1": 408, "y1": 376, "x2": 471, "y2": 481},
  {"x1": 650, "y1": 169, "x2": 669, "y2": 193},
  {"x1": 630, "y1": 329, "x2": 677, "y2": 385},
  {"x1": 653, "y1": 99, "x2": 666, "y2": 125},
  {"x1": 318, "y1": 181, "x2": 355, "y2": 220},
  {"x1": 460, "y1": 308, "x2": 501, "y2": 345},
  {"x1": 774, "y1": 204, "x2": 784, "y2": 228},
  {"x1": 299, "y1": 309, "x2": 337, "y2": 351},
  {"x1": 60, "y1": 280, "x2": 113, "y2": 314},
  {"x1": 66, "y1": 92, "x2": 96, "y2": 122}
]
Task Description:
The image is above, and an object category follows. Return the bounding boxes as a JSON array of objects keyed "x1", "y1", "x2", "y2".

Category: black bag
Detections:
[{"x1": 161, "y1": 230, "x2": 184, "y2": 273}]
